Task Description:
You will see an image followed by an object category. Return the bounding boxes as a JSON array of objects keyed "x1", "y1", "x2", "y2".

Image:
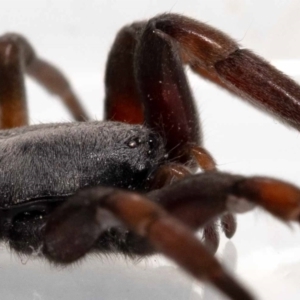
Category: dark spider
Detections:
[{"x1": 0, "y1": 14, "x2": 300, "y2": 300}]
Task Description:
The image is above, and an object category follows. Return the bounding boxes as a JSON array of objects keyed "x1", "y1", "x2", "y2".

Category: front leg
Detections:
[
  {"x1": 104, "y1": 24, "x2": 144, "y2": 124},
  {"x1": 104, "y1": 19, "x2": 215, "y2": 169},
  {"x1": 148, "y1": 172, "x2": 300, "y2": 229},
  {"x1": 147, "y1": 14, "x2": 300, "y2": 130}
]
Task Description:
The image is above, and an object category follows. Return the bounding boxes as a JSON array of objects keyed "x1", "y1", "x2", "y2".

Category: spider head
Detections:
[{"x1": 104, "y1": 124, "x2": 166, "y2": 190}]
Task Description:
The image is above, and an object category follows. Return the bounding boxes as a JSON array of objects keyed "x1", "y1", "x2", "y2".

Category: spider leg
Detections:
[
  {"x1": 147, "y1": 172, "x2": 300, "y2": 230},
  {"x1": 44, "y1": 187, "x2": 253, "y2": 300},
  {"x1": 0, "y1": 35, "x2": 28, "y2": 128},
  {"x1": 0, "y1": 33, "x2": 88, "y2": 127},
  {"x1": 148, "y1": 14, "x2": 300, "y2": 130},
  {"x1": 134, "y1": 21, "x2": 202, "y2": 164},
  {"x1": 105, "y1": 19, "x2": 217, "y2": 169},
  {"x1": 104, "y1": 24, "x2": 144, "y2": 124}
]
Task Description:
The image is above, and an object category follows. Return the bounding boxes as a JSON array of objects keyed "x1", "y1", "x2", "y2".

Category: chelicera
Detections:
[{"x1": 0, "y1": 14, "x2": 300, "y2": 300}]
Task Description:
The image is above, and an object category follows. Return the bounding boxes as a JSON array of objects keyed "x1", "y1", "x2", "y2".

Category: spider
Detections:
[{"x1": 0, "y1": 13, "x2": 300, "y2": 300}]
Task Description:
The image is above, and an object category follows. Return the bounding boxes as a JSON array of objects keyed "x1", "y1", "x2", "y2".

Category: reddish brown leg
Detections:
[
  {"x1": 135, "y1": 20, "x2": 202, "y2": 164},
  {"x1": 0, "y1": 34, "x2": 88, "y2": 126},
  {"x1": 105, "y1": 13, "x2": 300, "y2": 162},
  {"x1": 104, "y1": 24, "x2": 144, "y2": 124},
  {"x1": 148, "y1": 14, "x2": 300, "y2": 130},
  {"x1": 148, "y1": 172, "x2": 300, "y2": 230},
  {"x1": 104, "y1": 18, "x2": 213, "y2": 166},
  {"x1": 44, "y1": 187, "x2": 253, "y2": 300},
  {"x1": 0, "y1": 36, "x2": 28, "y2": 128}
]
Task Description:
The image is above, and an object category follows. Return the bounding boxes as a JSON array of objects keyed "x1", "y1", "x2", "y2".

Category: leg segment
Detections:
[
  {"x1": 0, "y1": 36, "x2": 28, "y2": 128},
  {"x1": 148, "y1": 172, "x2": 300, "y2": 230},
  {"x1": 0, "y1": 33, "x2": 88, "y2": 126},
  {"x1": 44, "y1": 187, "x2": 253, "y2": 300},
  {"x1": 134, "y1": 20, "x2": 201, "y2": 164},
  {"x1": 215, "y1": 50, "x2": 300, "y2": 129},
  {"x1": 104, "y1": 24, "x2": 144, "y2": 124},
  {"x1": 105, "y1": 18, "x2": 212, "y2": 166},
  {"x1": 149, "y1": 14, "x2": 300, "y2": 130}
]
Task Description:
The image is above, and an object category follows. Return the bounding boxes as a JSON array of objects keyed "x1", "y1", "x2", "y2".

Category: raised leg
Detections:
[
  {"x1": 105, "y1": 13, "x2": 300, "y2": 163},
  {"x1": 104, "y1": 24, "x2": 144, "y2": 124},
  {"x1": 0, "y1": 33, "x2": 88, "y2": 129},
  {"x1": 134, "y1": 21, "x2": 202, "y2": 164},
  {"x1": 44, "y1": 187, "x2": 253, "y2": 300},
  {"x1": 147, "y1": 14, "x2": 300, "y2": 130},
  {"x1": 0, "y1": 35, "x2": 28, "y2": 128},
  {"x1": 104, "y1": 19, "x2": 215, "y2": 167}
]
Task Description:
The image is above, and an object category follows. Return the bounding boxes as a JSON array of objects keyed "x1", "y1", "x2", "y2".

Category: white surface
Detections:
[{"x1": 0, "y1": 1, "x2": 300, "y2": 300}]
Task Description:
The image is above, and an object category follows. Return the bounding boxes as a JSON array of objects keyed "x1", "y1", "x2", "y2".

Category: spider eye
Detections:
[
  {"x1": 127, "y1": 137, "x2": 142, "y2": 148},
  {"x1": 147, "y1": 133, "x2": 160, "y2": 157}
]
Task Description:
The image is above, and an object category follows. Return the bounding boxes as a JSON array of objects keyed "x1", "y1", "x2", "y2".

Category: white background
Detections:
[{"x1": 0, "y1": 0, "x2": 300, "y2": 300}]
